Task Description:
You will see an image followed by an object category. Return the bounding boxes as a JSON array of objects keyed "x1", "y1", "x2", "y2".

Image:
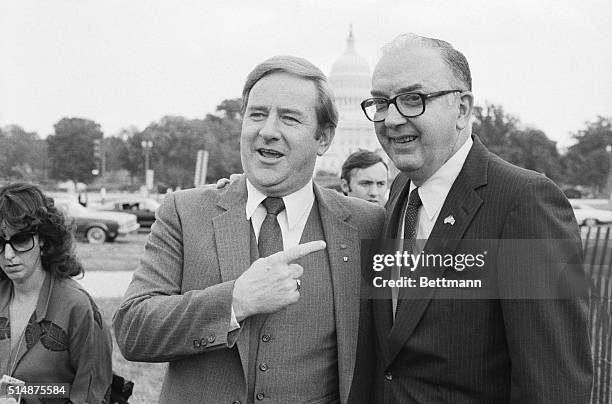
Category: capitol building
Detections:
[{"x1": 315, "y1": 27, "x2": 386, "y2": 176}]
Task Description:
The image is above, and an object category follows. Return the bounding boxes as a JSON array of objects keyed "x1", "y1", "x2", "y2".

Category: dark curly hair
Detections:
[{"x1": 0, "y1": 183, "x2": 83, "y2": 280}]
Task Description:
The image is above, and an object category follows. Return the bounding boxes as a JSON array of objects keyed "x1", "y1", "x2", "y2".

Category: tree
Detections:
[
  {"x1": 121, "y1": 98, "x2": 243, "y2": 189},
  {"x1": 216, "y1": 98, "x2": 243, "y2": 120},
  {"x1": 0, "y1": 125, "x2": 48, "y2": 183},
  {"x1": 562, "y1": 116, "x2": 612, "y2": 192},
  {"x1": 473, "y1": 103, "x2": 519, "y2": 161},
  {"x1": 507, "y1": 128, "x2": 563, "y2": 182},
  {"x1": 473, "y1": 103, "x2": 563, "y2": 181},
  {"x1": 47, "y1": 118, "x2": 104, "y2": 184}
]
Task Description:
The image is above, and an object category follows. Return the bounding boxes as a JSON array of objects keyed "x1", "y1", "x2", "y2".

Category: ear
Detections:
[
  {"x1": 316, "y1": 125, "x2": 335, "y2": 156},
  {"x1": 456, "y1": 91, "x2": 474, "y2": 131},
  {"x1": 340, "y1": 178, "x2": 350, "y2": 195}
]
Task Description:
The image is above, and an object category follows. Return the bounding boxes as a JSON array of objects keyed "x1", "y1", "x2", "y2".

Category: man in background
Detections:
[{"x1": 340, "y1": 150, "x2": 389, "y2": 206}]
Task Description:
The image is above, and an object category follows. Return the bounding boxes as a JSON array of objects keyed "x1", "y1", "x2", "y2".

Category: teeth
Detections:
[
  {"x1": 394, "y1": 136, "x2": 417, "y2": 143},
  {"x1": 259, "y1": 149, "x2": 283, "y2": 158}
]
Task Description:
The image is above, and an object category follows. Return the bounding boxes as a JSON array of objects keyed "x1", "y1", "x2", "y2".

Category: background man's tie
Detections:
[
  {"x1": 258, "y1": 197, "x2": 286, "y2": 257},
  {"x1": 394, "y1": 188, "x2": 422, "y2": 317}
]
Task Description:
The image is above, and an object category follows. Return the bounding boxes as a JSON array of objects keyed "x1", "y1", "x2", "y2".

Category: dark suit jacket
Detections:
[
  {"x1": 113, "y1": 177, "x2": 384, "y2": 403},
  {"x1": 373, "y1": 136, "x2": 593, "y2": 403}
]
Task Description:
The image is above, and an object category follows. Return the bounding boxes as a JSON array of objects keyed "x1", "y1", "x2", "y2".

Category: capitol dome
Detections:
[
  {"x1": 330, "y1": 30, "x2": 371, "y2": 79},
  {"x1": 316, "y1": 27, "x2": 384, "y2": 176},
  {"x1": 329, "y1": 27, "x2": 371, "y2": 91}
]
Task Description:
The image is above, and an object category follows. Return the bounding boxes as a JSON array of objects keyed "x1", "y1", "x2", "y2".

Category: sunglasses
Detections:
[{"x1": 0, "y1": 232, "x2": 37, "y2": 254}]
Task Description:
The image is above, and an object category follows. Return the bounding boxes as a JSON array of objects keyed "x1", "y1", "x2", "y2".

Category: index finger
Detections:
[{"x1": 269, "y1": 240, "x2": 327, "y2": 264}]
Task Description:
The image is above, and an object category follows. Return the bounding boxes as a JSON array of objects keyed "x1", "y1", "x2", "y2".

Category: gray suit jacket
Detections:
[
  {"x1": 113, "y1": 177, "x2": 384, "y2": 403},
  {"x1": 373, "y1": 136, "x2": 593, "y2": 403}
]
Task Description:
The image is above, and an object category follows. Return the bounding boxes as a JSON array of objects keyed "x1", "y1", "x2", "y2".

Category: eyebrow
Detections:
[
  {"x1": 245, "y1": 105, "x2": 305, "y2": 117},
  {"x1": 371, "y1": 84, "x2": 425, "y2": 97}
]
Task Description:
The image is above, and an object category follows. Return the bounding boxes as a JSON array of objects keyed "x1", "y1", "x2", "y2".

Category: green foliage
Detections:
[
  {"x1": 562, "y1": 117, "x2": 612, "y2": 191},
  {"x1": 47, "y1": 118, "x2": 104, "y2": 183}
]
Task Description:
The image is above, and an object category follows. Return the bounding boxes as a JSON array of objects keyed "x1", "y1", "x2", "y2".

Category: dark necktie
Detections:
[
  {"x1": 396, "y1": 188, "x2": 422, "y2": 315},
  {"x1": 258, "y1": 197, "x2": 285, "y2": 258},
  {"x1": 403, "y1": 188, "x2": 422, "y2": 255}
]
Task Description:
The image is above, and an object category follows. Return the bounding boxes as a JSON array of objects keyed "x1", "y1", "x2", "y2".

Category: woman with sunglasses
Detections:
[{"x1": 0, "y1": 183, "x2": 112, "y2": 403}]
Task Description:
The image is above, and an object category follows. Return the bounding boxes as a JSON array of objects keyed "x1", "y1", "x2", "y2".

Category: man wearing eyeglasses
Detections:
[{"x1": 363, "y1": 34, "x2": 592, "y2": 403}]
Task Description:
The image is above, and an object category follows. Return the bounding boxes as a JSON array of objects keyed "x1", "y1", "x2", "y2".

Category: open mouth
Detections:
[
  {"x1": 257, "y1": 148, "x2": 285, "y2": 159},
  {"x1": 391, "y1": 135, "x2": 418, "y2": 144}
]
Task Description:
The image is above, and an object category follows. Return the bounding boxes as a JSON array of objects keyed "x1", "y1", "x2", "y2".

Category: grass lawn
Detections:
[
  {"x1": 75, "y1": 232, "x2": 148, "y2": 272},
  {"x1": 98, "y1": 297, "x2": 166, "y2": 403}
]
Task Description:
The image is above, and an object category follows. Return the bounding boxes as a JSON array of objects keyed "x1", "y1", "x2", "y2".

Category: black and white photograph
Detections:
[{"x1": 1, "y1": 1, "x2": 611, "y2": 403}]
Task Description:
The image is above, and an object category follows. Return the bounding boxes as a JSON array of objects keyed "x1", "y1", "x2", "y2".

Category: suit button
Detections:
[
  {"x1": 200, "y1": 338, "x2": 208, "y2": 347},
  {"x1": 256, "y1": 393, "x2": 265, "y2": 400},
  {"x1": 232, "y1": 401, "x2": 241, "y2": 404},
  {"x1": 207, "y1": 334, "x2": 216, "y2": 343},
  {"x1": 193, "y1": 339, "x2": 201, "y2": 348},
  {"x1": 261, "y1": 334, "x2": 271, "y2": 342},
  {"x1": 385, "y1": 372, "x2": 393, "y2": 381},
  {"x1": 259, "y1": 363, "x2": 268, "y2": 372}
]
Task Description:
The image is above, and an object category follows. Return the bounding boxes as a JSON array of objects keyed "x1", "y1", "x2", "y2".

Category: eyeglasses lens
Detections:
[
  {"x1": 0, "y1": 233, "x2": 35, "y2": 253},
  {"x1": 363, "y1": 94, "x2": 424, "y2": 122}
]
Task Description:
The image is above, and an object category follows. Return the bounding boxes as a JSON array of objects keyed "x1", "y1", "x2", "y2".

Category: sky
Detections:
[{"x1": 1, "y1": 0, "x2": 611, "y2": 148}]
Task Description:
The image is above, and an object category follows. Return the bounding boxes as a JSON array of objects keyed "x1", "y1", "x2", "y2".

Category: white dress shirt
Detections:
[
  {"x1": 393, "y1": 136, "x2": 473, "y2": 318},
  {"x1": 230, "y1": 179, "x2": 315, "y2": 329},
  {"x1": 405, "y1": 136, "x2": 473, "y2": 240},
  {"x1": 245, "y1": 179, "x2": 315, "y2": 249}
]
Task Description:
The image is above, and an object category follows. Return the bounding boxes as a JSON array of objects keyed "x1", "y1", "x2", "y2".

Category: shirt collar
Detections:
[
  {"x1": 410, "y1": 136, "x2": 473, "y2": 220},
  {"x1": 246, "y1": 179, "x2": 315, "y2": 230}
]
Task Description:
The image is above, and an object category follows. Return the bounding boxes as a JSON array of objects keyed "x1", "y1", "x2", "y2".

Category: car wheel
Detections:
[
  {"x1": 86, "y1": 226, "x2": 107, "y2": 244},
  {"x1": 584, "y1": 218, "x2": 598, "y2": 227}
]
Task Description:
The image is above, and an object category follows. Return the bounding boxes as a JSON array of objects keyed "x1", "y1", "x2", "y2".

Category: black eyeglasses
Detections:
[
  {"x1": 360, "y1": 90, "x2": 463, "y2": 122},
  {"x1": 0, "y1": 232, "x2": 37, "y2": 254}
]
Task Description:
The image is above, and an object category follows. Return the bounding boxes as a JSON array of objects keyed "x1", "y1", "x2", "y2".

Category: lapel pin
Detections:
[
  {"x1": 443, "y1": 215, "x2": 455, "y2": 226},
  {"x1": 343, "y1": 257, "x2": 349, "y2": 262}
]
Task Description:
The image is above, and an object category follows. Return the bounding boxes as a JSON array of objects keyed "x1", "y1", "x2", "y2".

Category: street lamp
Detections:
[
  {"x1": 141, "y1": 140, "x2": 154, "y2": 191},
  {"x1": 606, "y1": 145, "x2": 612, "y2": 207}
]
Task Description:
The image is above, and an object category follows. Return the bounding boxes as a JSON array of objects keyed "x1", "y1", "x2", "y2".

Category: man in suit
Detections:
[
  {"x1": 113, "y1": 55, "x2": 384, "y2": 403},
  {"x1": 340, "y1": 150, "x2": 389, "y2": 206},
  {"x1": 361, "y1": 34, "x2": 593, "y2": 402}
]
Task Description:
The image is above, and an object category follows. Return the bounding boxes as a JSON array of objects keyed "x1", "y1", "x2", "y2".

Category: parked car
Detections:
[
  {"x1": 563, "y1": 187, "x2": 582, "y2": 199},
  {"x1": 570, "y1": 200, "x2": 612, "y2": 226},
  {"x1": 54, "y1": 198, "x2": 140, "y2": 243},
  {"x1": 95, "y1": 198, "x2": 160, "y2": 228}
]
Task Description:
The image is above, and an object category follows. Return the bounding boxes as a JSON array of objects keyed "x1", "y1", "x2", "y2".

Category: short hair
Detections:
[
  {"x1": 0, "y1": 183, "x2": 83, "y2": 280},
  {"x1": 381, "y1": 33, "x2": 472, "y2": 91},
  {"x1": 341, "y1": 150, "x2": 388, "y2": 183},
  {"x1": 241, "y1": 55, "x2": 338, "y2": 139}
]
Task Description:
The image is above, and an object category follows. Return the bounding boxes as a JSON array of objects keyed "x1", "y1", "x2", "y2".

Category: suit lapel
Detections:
[
  {"x1": 314, "y1": 185, "x2": 359, "y2": 403},
  {"x1": 386, "y1": 136, "x2": 489, "y2": 365},
  {"x1": 212, "y1": 177, "x2": 252, "y2": 382},
  {"x1": 373, "y1": 174, "x2": 411, "y2": 363}
]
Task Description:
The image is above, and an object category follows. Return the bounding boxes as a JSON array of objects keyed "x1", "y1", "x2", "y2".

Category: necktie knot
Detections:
[
  {"x1": 262, "y1": 197, "x2": 285, "y2": 216},
  {"x1": 408, "y1": 188, "x2": 422, "y2": 208}
]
